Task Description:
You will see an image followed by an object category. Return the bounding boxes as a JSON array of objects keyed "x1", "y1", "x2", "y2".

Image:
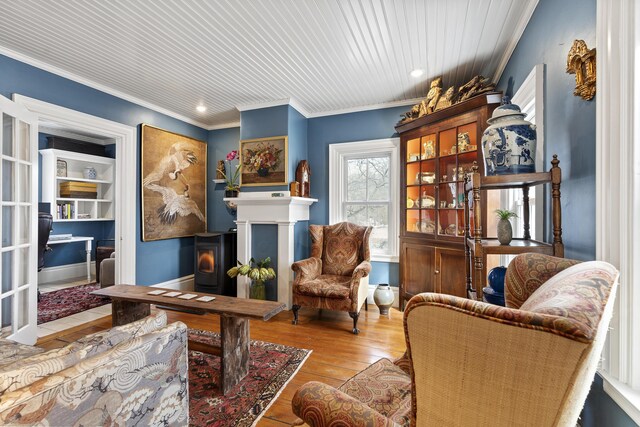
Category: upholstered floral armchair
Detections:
[
  {"x1": 292, "y1": 253, "x2": 619, "y2": 426},
  {"x1": 291, "y1": 222, "x2": 372, "y2": 334}
]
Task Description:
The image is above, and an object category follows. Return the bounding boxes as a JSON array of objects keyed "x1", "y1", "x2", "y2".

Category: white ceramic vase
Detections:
[
  {"x1": 373, "y1": 284, "x2": 394, "y2": 315},
  {"x1": 481, "y1": 100, "x2": 536, "y2": 175}
]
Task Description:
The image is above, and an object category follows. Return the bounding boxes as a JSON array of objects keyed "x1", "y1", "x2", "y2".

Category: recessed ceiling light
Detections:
[
  {"x1": 410, "y1": 69, "x2": 424, "y2": 78},
  {"x1": 196, "y1": 104, "x2": 207, "y2": 113}
]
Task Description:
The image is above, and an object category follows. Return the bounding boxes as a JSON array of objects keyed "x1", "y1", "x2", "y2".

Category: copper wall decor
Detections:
[{"x1": 566, "y1": 39, "x2": 596, "y2": 101}]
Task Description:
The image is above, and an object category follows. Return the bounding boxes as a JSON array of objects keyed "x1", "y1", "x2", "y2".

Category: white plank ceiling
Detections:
[{"x1": 0, "y1": 0, "x2": 537, "y2": 128}]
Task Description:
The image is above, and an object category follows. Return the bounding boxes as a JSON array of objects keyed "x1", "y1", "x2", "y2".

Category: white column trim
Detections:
[
  {"x1": 277, "y1": 221, "x2": 296, "y2": 309},
  {"x1": 596, "y1": 0, "x2": 640, "y2": 421},
  {"x1": 235, "y1": 220, "x2": 251, "y2": 300}
]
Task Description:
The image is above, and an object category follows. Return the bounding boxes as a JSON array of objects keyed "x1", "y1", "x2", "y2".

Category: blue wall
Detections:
[
  {"x1": 207, "y1": 126, "x2": 240, "y2": 232},
  {"x1": 307, "y1": 106, "x2": 408, "y2": 285},
  {"x1": 0, "y1": 53, "x2": 208, "y2": 285},
  {"x1": 498, "y1": 0, "x2": 634, "y2": 425}
]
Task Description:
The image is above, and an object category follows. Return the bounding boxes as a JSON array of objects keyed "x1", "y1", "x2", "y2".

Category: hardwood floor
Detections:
[{"x1": 37, "y1": 304, "x2": 407, "y2": 426}]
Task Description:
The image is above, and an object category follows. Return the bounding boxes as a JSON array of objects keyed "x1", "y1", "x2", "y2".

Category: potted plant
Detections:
[
  {"x1": 495, "y1": 209, "x2": 518, "y2": 245},
  {"x1": 221, "y1": 150, "x2": 241, "y2": 197},
  {"x1": 227, "y1": 257, "x2": 276, "y2": 300}
]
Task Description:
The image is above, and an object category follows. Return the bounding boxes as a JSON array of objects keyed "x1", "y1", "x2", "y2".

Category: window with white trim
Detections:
[
  {"x1": 329, "y1": 139, "x2": 399, "y2": 262},
  {"x1": 596, "y1": 0, "x2": 640, "y2": 422}
]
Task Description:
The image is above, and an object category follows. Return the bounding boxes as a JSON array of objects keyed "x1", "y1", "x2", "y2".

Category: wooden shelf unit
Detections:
[
  {"x1": 463, "y1": 155, "x2": 564, "y2": 300},
  {"x1": 396, "y1": 93, "x2": 502, "y2": 309},
  {"x1": 40, "y1": 148, "x2": 115, "y2": 222}
]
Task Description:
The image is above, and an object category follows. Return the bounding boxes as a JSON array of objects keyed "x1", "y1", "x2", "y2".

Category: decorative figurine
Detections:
[
  {"x1": 295, "y1": 160, "x2": 311, "y2": 197},
  {"x1": 457, "y1": 132, "x2": 471, "y2": 152},
  {"x1": 457, "y1": 75, "x2": 496, "y2": 103},
  {"x1": 434, "y1": 86, "x2": 456, "y2": 111},
  {"x1": 425, "y1": 76, "x2": 443, "y2": 114},
  {"x1": 216, "y1": 160, "x2": 225, "y2": 180},
  {"x1": 566, "y1": 39, "x2": 596, "y2": 100}
]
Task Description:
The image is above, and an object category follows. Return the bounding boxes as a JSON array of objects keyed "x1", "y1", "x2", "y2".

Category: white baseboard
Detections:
[
  {"x1": 38, "y1": 261, "x2": 96, "y2": 284},
  {"x1": 151, "y1": 274, "x2": 194, "y2": 291},
  {"x1": 367, "y1": 284, "x2": 400, "y2": 309}
]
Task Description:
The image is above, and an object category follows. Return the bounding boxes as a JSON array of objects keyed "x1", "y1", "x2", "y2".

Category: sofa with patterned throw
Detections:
[{"x1": 0, "y1": 310, "x2": 188, "y2": 425}]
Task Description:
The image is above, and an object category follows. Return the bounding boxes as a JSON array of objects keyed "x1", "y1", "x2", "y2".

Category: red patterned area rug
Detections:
[
  {"x1": 188, "y1": 329, "x2": 311, "y2": 427},
  {"x1": 37, "y1": 283, "x2": 110, "y2": 324}
]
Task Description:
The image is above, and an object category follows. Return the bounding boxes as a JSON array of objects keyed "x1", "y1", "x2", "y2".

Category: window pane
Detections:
[
  {"x1": 346, "y1": 159, "x2": 367, "y2": 201},
  {"x1": 2, "y1": 113, "x2": 13, "y2": 157},
  {"x1": 345, "y1": 204, "x2": 367, "y2": 225},
  {"x1": 368, "y1": 205, "x2": 389, "y2": 254},
  {"x1": 1, "y1": 295, "x2": 12, "y2": 336},
  {"x1": 367, "y1": 157, "x2": 390, "y2": 201}
]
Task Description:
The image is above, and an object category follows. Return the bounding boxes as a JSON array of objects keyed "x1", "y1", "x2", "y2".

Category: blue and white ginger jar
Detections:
[{"x1": 481, "y1": 100, "x2": 536, "y2": 175}]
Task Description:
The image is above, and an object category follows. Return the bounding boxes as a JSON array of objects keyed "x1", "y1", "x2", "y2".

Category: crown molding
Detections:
[
  {"x1": 236, "y1": 98, "x2": 292, "y2": 112},
  {"x1": 207, "y1": 121, "x2": 240, "y2": 130},
  {"x1": 306, "y1": 97, "x2": 422, "y2": 118},
  {"x1": 491, "y1": 0, "x2": 539, "y2": 84},
  {"x1": 0, "y1": 45, "x2": 210, "y2": 130}
]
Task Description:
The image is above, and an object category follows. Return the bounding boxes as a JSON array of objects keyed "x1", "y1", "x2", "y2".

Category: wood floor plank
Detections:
[{"x1": 37, "y1": 305, "x2": 406, "y2": 426}]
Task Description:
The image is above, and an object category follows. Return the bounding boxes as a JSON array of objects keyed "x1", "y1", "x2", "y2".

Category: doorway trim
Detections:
[{"x1": 13, "y1": 94, "x2": 137, "y2": 284}]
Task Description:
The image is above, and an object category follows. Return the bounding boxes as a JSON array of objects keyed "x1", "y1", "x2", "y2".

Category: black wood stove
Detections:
[{"x1": 194, "y1": 232, "x2": 237, "y2": 296}]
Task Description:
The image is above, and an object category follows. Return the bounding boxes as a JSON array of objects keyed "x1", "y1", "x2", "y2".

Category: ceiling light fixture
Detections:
[
  {"x1": 196, "y1": 104, "x2": 207, "y2": 113},
  {"x1": 410, "y1": 69, "x2": 424, "y2": 78}
]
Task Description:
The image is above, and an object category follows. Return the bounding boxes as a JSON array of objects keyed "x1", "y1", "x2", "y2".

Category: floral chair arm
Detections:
[
  {"x1": 349, "y1": 260, "x2": 372, "y2": 301},
  {"x1": 393, "y1": 351, "x2": 411, "y2": 375},
  {"x1": 505, "y1": 253, "x2": 580, "y2": 308},
  {"x1": 291, "y1": 257, "x2": 323, "y2": 283},
  {"x1": 292, "y1": 381, "x2": 397, "y2": 427}
]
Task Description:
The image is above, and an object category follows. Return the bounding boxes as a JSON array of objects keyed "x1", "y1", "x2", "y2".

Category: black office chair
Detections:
[{"x1": 38, "y1": 212, "x2": 53, "y2": 301}]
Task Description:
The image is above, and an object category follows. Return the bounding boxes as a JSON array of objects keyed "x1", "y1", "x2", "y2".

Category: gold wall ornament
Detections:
[{"x1": 566, "y1": 39, "x2": 596, "y2": 100}]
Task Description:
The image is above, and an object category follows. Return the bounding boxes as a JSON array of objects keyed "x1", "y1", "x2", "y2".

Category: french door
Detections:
[{"x1": 0, "y1": 94, "x2": 38, "y2": 344}]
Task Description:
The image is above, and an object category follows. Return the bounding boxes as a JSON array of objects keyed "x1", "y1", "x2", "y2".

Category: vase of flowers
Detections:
[
  {"x1": 495, "y1": 209, "x2": 518, "y2": 245},
  {"x1": 243, "y1": 142, "x2": 283, "y2": 177},
  {"x1": 227, "y1": 257, "x2": 276, "y2": 300},
  {"x1": 221, "y1": 150, "x2": 241, "y2": 196}
]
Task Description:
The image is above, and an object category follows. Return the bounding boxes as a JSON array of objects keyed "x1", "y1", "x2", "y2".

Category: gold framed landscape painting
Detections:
[
  {"x1": 141, "y1": 124, "x2": 207, "y2": 241},
  {"x1": 240, "y1": 136, "x2": 288, "y2": 186}
]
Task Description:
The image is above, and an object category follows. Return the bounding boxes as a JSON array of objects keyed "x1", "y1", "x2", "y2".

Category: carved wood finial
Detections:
[
  {"x1": 471, "y1": 161, "x2": 479, "y2": 173},
  {"x1": 551, "y1": 154, "x2": 559, "y2": 168}
]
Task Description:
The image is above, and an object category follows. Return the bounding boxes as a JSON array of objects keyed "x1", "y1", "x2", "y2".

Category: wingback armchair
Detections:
[
  {"x1": 291, "y1": 222, "x2": 372, "y2": 334},
  {"x1": 292, "y1": 253, "x2": 619, "y2": 426}
]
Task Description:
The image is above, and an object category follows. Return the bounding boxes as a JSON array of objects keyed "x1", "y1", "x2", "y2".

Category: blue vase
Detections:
[
  {"x1": 487, "y1": 266, "x2": 507, "y2": 294},
  {"x1": 257, "y1": 167, "x2": 269, "y2": 177}
]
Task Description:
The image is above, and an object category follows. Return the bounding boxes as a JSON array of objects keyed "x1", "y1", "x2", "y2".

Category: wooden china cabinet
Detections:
[{"x1": 395, "y1": 93, "x2": 501, "y2": 309}]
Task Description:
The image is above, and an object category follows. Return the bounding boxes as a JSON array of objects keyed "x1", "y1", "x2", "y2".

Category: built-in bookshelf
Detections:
[{"x1": 40, "y1": 149, "x2": 115, "y2": 222}]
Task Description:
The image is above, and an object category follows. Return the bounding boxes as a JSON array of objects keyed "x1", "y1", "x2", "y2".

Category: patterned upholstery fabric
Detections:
[
  {"x1": 520, "y1": 261, "x2": 618, "y2": 335},
  {"x1": 339, "y1": 358, "x2": 411, "y2": 425},
  {"x1": 506, "y1": 253, "x2": 580, "y2": 308},
  {"x1": 0, "y1": 310, "x2": 168, "y2": 396},
  {"x1": 317, "y1": 222, "x2": 371, "y2": 276},
  {"x1": 292, "y1": 222, "x2": 372, "y2": 321},
  {"x1": 0, "y1": 339, "x2": 44, "y2": 370},
  {"x1": 0, "y1": 315, "x2": 188, "y2": 426},
  {"x1": 293, "y1": 255, "x2": 619, "y2": 427},
  {"x1": 295, "y1": 275, "x2": 351, "y2": 299}
]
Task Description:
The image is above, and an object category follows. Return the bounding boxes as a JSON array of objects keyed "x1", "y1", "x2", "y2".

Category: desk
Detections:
[{"x1": 47, "y1": 236, "x2": 93, "y2": 281}]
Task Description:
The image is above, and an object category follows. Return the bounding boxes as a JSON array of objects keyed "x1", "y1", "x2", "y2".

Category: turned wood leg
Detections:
[
  {"x1": 348, "y1": 311, "x2": 360, "y2": 335},
  {"x1": 292, "y1": 304, "x2": 301, "y2": 325},
  {"x1": 365, "y1": 299, "x2": 368, "y2": 311},
  {"x1": 111, "y1": 299, "x2": 150, "y2": 326},
  {"x1": 220, "y1": 315, "x2": 250, "y2": 395}
]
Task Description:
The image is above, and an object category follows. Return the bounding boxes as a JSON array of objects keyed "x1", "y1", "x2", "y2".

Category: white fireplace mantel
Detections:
[{"x1": 224, "y1": 191, "x2": 317, "y2": 308}]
